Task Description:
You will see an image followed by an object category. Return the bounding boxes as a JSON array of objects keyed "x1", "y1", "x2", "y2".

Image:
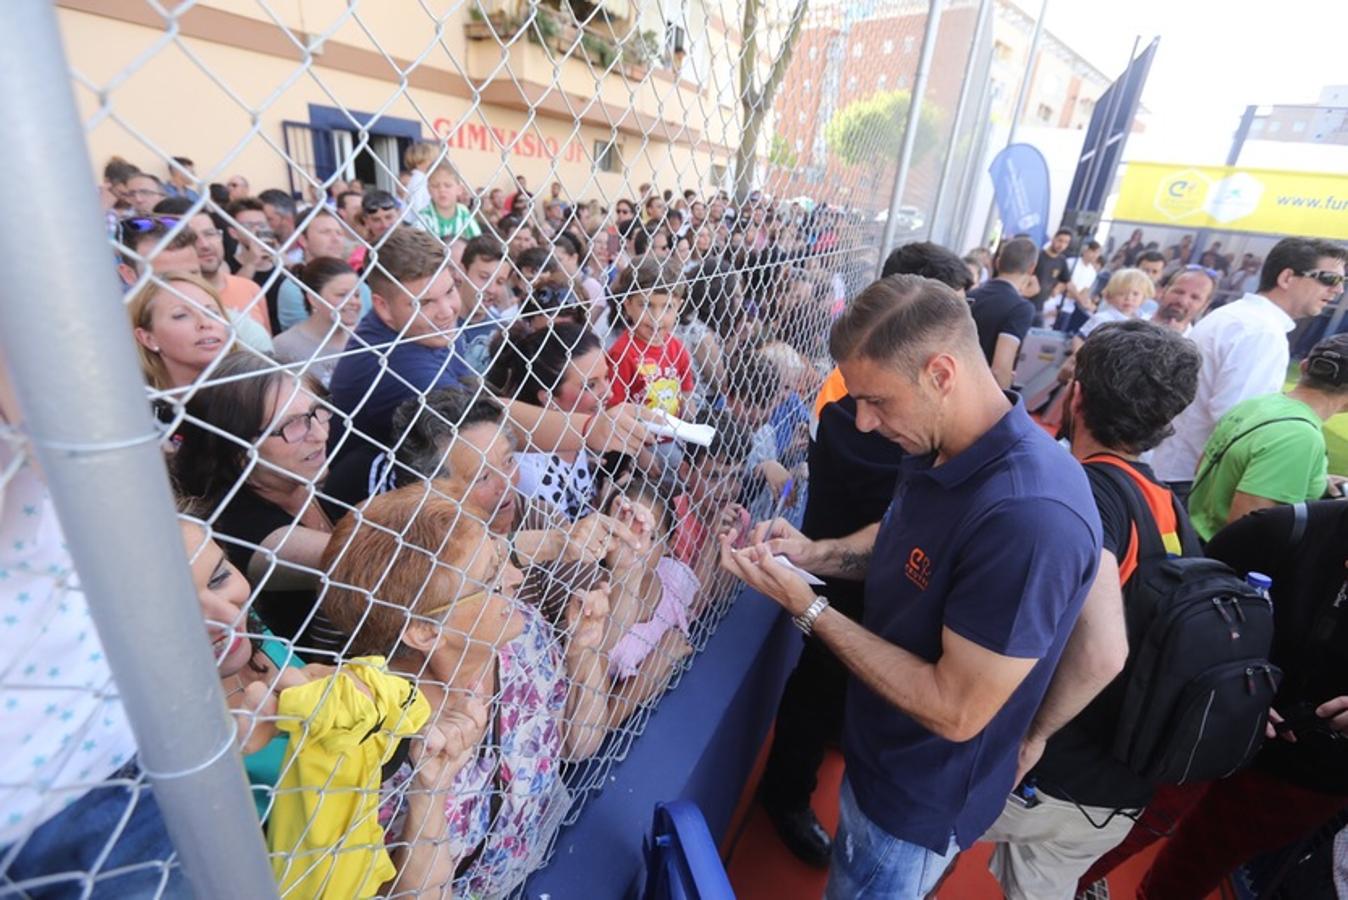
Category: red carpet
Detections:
[{"x1": 723, "y1": 731, "x2": 1221, "y2": 899}]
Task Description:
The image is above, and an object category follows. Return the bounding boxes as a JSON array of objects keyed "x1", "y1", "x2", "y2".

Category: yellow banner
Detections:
[{"x1": 1113, "y1": 162, "x2": 1348, "y2": 240}]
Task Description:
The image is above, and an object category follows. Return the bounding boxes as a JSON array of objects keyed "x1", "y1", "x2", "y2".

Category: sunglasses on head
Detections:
[
  {"x1": 1299, "y1": 269, "x2": 1346, "y2": 288},
  {"x1": 118, "y1": 215, "x2": 181, "y2": 234},
  {"x1": 1182, "y1": 263, "x2": 1221, "y2": 279}
]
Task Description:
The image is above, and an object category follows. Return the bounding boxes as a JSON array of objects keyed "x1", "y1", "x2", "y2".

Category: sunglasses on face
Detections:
[{"x1": 1299, "y1": 269, "x2": 1346, "y2": 289}]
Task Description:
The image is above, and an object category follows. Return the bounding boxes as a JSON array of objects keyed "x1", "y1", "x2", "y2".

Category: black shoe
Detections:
[{"x1": 763, "y1": 803, "x2": 832, "y2": 869}]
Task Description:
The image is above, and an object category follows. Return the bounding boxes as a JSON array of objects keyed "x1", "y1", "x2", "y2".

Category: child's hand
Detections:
[
  {"x1": 566, "y1": 582, "x2": 612, "y2": 658},
  {"x1": 759, "y1": 460, "x2": 792, "y2": 495},
  {"x1": 564, "y1": 512, "x2": 641, "y2": 564},
  {"x1": 715, "y1": 503, "x2": 751, "y2": 549}
]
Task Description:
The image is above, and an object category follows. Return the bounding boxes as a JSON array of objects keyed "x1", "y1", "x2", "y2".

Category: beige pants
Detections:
[{"x1": 983, "y1": 789, "x2": 1137, "y2": 900}]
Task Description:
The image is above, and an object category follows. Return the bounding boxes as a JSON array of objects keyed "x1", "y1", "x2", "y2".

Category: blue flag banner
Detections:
[{"x1": 989, "y1": 143, "x2": 1051, "y2": 248}]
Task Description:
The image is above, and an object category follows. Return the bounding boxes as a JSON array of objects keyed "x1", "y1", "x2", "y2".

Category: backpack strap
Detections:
[
  {"x1": 1085, "y1": 454, "x2": 1196, "y2": 583},
  {"x1": 1190, "y1": 415, "x2": 1322, "y2": 496},
  {"x1": 1290, "y1": 501, "x2": 1309, "y2": 545}
]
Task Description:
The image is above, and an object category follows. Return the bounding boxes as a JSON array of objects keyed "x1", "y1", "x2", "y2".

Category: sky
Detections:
[{"x1": 1012, "y1": 0, "x2": 1348, "y2": 164}]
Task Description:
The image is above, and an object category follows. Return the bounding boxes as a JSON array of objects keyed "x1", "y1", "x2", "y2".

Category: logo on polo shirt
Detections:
[{"x1": 905, "y1": 547, "x2": 931, "y2": 590}]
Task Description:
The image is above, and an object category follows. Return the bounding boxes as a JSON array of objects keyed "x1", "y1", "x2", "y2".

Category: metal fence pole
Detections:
[
  {"x1": 877, "y1": 0, "x2": 945, "y2": 277},
  {"x1": 0, "y1": 4, "x2": 278, "y2": 898},
  {"x1": 928, "y1": 0, "x2": 994, "y2": 247},
  {"x1": 1006, "y1": 0, "x2": 1048, "y2": 149}
]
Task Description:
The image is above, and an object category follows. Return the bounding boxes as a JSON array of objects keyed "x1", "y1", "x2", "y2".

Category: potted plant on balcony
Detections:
[
  {"x1": 619, "y1": 28, "x2": 660, "y2": 80},
  {"x1": 465, "y1": 6, "x2": 522, "y2": 41},
  {"x1": 579, "y1": 30, "x2": 618, "y2": 71}
]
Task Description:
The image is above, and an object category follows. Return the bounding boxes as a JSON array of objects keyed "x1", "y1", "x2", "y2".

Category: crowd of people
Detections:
[
  {"x1": 2, "y1": 142, "x2": 869, "y2": 898},
  {"x1": 3, "y1": 132, "x2": 1347, "y2": 900}
]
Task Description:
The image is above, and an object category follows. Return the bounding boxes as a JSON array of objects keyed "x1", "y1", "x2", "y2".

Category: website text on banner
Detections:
[{"x1": 1113, "y1": 161, "x2": 1348, "y2": 241}]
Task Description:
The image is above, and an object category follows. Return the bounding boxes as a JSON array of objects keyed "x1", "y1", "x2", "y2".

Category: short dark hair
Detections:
[
  {"x1": 684, "y1": 406, "x2": 754, "y2": 465},
  {"x1": 461, "y1": 235, "x2": 505, "y2": 270},
  {"x1": 360, "y1": 189, "x2": 398, "y2": 214},
  {"x1": 1083, "y1": 240, "x2": 1102, "y2": 252},
  {"x1": 881, "y1": 241, "x2": 974, "y2": 291},
  {"x1": 1258, "y1": 237, "x2": 1348, "y2": 293},
  {"x1": 552, "y1": 231, "x2": 582, "y2": 259},
  {"x1": 724, "y1": 352, "x2": 782, "y2": 406},
  {"x1": 153, "y1": 196, "x2": 195, "y2": 216},
  {"x1": 1300, "y1": 333, "x2": 1348, "y2": 395},
  {"x1": 171, "y1": 155, "x2": 194, "y2": 168},
  {"x1": 1054, "y1": 227, "x2": 1073, "y2": 238},
  {"x1": 515, "y1": 245, "x2": 557, "y2": 275},
  {"x1": 257, "y1": 189, "x2": 296, "y2": 218},
  {"x1": 336, "y1": 190, "x2": 363, "y2": 211},
  {"x1": 225, "y1": 197, "x2": 265, "y2": 218},
  {"x1": 828, "y1": 274, "x2": 978, "y2": 376},
  {"x1": 486, "y1": 320, "x2": 600, "y2": 406},
  {"x1": 1136, "y1": 249, "x2": 1166, "y2": 267},
  {"x1": 1073, "y1": 320, "x2": 1200, "y2": 454},
  {"x1": 389, "y1": 388, "x2": 504, "y2": 487},
  {"x1": 615, "y1": 255, "x2": 681, "y2": 301},
  {"x1": 995, "y1": 238, "x2": 1038, "y2": 276}
]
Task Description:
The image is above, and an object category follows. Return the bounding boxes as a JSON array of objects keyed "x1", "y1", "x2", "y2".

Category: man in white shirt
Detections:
[{"x1": 1152, "y1": 237, "x2": 1347, "y2": 496}]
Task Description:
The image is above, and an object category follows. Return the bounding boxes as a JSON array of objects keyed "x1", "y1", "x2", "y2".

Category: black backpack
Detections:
[{"x1": 1085, "y1": 456, "x2": 1282, "y2": 785}]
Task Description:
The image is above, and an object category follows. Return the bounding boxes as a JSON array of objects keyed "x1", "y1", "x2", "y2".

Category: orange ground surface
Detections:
[{"x1": 722, "y1": 735, "x2": 1223, "y2": 900}]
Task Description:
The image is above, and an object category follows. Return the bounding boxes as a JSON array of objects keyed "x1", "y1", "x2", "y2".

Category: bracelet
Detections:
[{"x1": 793, "y1": 596, "x2": 830, "y2": 636}]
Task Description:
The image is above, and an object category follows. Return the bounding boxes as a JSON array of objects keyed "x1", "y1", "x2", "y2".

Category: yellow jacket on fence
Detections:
[{"x1": 267, "y1": 657, "x2": 429, "y2": 899}]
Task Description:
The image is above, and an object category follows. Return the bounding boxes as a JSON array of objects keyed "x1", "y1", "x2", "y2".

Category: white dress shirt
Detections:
[{"x1": 1152, "y1": 293, "x2": 1296, "y2": 482}]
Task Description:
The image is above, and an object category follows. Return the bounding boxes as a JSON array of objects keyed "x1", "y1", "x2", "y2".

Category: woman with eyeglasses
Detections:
[
  {"x1": 487, "y1": 324, "x2": 610, "y2": 522},
  {"x1": 172, "y1": 353, "x2": 347, "y2": 659},
  {"x1": 322, "y1": 487, "x2": 612, "y2": 898},
  {"x1": 127, "y1": 273, "x2": 236, "y2": 391}
]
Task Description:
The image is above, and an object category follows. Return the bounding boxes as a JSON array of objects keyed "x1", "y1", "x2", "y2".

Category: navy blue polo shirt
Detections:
[
  {"x1": 328, "y1": 310, "x2": 473, "y2": 446},
  {"x1": 842, "y1": 395, "x2": 1101, "y2": 853}
]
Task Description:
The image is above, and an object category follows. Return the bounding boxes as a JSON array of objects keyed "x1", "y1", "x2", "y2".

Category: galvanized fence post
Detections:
[{"x1": 0, "y1": 3, "x2": 278, "y2": 897}]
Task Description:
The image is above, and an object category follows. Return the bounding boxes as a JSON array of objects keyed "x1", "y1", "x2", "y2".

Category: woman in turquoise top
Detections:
[{"x1": 178, "y1": 519, "x2": 310, "y2": 821}]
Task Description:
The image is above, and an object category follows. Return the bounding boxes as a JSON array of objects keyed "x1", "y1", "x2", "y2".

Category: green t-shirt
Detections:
[
  {"x1": 417, "y1": 203, "x2": 481, "y2": 241},
  {"x1": 1188, "y1": 392, "x2": 1326, "y2": 540}
]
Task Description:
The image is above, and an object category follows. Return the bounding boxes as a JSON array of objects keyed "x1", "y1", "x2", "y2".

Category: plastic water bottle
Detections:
[{"x1": 1246, "y1": 571, "x2": 1272, "y2": 600}]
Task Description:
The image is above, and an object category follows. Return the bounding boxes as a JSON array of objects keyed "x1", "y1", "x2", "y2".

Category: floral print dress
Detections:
[{"x1": 381, "y1": 606, "x2": 572, "y2": 898}]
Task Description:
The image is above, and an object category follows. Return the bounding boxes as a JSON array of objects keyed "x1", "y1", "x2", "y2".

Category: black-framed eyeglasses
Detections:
[
  {"x1": 258, "y1": 404, "x2": 333, "y2": 443},
  {"x1": 1299, "y1": 269, "x2": 1346, "y2": 289}
]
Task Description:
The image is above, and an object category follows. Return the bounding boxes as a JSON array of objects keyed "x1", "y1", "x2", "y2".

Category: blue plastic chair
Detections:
[{"x1": 640, "y1": 801, "x2": 737, "y2": 900}]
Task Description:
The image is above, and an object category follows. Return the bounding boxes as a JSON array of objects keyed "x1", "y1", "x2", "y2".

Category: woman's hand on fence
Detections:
[
  {"x1": 565, "y1": 581, "x2": 612, "y2": 659},
  {"x1": 412, "y1": 693, "x2": 489, "y2": 791}
]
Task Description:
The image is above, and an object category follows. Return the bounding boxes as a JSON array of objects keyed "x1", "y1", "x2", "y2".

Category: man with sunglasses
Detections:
[{"x1": 1153, "y1": 237, "x2": 1347, "y2": 501}]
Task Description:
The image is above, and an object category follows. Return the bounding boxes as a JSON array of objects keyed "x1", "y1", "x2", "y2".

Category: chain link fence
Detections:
[{"x1": 2, "y1": 0, "x2": 988, "y2": 896}]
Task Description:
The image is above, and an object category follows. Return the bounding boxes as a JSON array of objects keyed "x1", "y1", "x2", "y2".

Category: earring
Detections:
[{"x1": 149, "y1": 344, "x2": 161, "y2": 353}]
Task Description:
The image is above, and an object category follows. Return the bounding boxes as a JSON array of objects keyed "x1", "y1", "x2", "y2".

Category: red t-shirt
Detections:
[{"x1": 606, "y1": 332, "x2": 694, "y2": 415}]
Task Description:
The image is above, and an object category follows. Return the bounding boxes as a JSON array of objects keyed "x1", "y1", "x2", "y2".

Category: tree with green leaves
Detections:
[
  {"x1": 733, "y1": 0, "x2": 809, "y2": 204},
  {"x1": 825, "y1": 89, "x2": 942, "y2": 176}
]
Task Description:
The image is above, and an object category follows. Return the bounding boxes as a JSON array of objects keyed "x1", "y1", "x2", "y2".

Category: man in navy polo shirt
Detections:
[
  {"x1": 328, "y1": 225, "x2": 472, "y2": 447},
  {"x1": 723, "y1": 274, "x2": 1101, "y2": 898}
]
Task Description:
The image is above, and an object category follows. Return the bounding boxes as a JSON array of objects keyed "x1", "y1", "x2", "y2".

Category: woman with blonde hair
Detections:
[{"x1": 126, "y1": 272, "x2": 235, "y2": 390}]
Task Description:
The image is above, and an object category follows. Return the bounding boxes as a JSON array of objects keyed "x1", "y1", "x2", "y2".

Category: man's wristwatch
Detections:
[{"x1": 793, "y1": 596, "x2": 830, "y2": 635}]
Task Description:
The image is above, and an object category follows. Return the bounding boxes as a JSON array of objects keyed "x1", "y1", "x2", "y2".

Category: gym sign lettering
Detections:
[
  {"x1": 1114, "y1": 161, "x2": 1348, "y2": 240},
  {"x1": 433, "y1": 118, "x2": 588, "y2": 163}
]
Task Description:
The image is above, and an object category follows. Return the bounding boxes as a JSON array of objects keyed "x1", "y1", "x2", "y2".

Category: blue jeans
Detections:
[
  {"x1": 825, "y1": 777, "x2": 958, "y2": 900},
  {"x1": 1, "y1": 769, "x2": 191, "y2": 899}
]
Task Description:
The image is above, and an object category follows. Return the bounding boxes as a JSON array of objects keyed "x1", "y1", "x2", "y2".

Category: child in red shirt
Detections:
[{"x1": 607, "y1": 257, "x2": 694, "y2": 416}]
